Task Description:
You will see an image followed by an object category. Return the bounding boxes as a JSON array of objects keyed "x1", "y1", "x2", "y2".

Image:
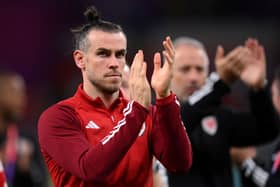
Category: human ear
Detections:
[{"x1": 73, "y1": 50, "x2": 85, "y2": 70}]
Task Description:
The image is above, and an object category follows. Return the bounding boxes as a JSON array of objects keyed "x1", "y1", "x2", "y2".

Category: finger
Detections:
[
  {"x1": 226, "y1": 46, "x2": 243, "y2": 62},
  {"x1": 136, "y1": 50, "x2": 144, "y2": 69},
  {"x1": 252, "y1": 38, "x2": 259, "y2": 48},
  {"x1": 258, "y1": 45, "x2": 266, "y2": 64},
  {"x1": 166, "y1": 36, "x2": 175, "y2": 54},
  {"x1": 234, "y1": 59, "x2": 245, "y2": 71},
  {"x1": 134, "y1": 50, "x2": 144, "y2": 76},
  {"x1": 238, "y1": 47, "x2": 251, "y2": 60},
  {"x1": 231, "y1": 60, "x2": 244, "y2": 76},
  {"x1": 250, "y1": 39, "x2": 259, "y2": 58},
  {"x1": 215, "y1": 45, "x2": 224, "y2": 62},
  {"x1": 232, "y1": 48, "x2": 251, "y2": 73},
  {"x1": 236, "y1": 47, "x2": 251, "y2": 65},
  {"x1": 223, "y1": 48, "x2": 240, "y2": 74},
  {"x1": 130, "y1": 51, "x2": 139, "y2": 77},
  {"x1": 245, "y1": 38, "x2": 253, "y2": 48},
  {"x1": 153, "y1": 52, "x2": 161, "y2": 73},
  {"x1": 227, "y1": 48, "x2": 249, "y2": 75},
  {"x1": 163, "y1": 50, "x2": 173, "y2": 65},
  {"x1": 163, "y1": 38, "x2": 175, "y2": 59},
  {"x1": 140, "y1": 61, "x2": 147, "y2": 77}
]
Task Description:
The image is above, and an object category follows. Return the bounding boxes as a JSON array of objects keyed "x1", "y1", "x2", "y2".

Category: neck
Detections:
[
  {"x1": 100, "y1": 93, "x2": 119, "y2": 108},
  {"x1": 83, "y1": 83, "x2": 119, "y2": 108}
]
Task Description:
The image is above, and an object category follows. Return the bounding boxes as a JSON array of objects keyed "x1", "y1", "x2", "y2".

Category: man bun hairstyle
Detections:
[
  {"x1": 71, "y1": 5, "x2": 124, "y2": 52},
  {"x1": 84, "y1": 6, "x2": 100, "y2": 25}
]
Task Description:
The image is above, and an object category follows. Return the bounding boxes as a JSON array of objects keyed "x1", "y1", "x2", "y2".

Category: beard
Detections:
[{"x1": 89, "y1": 78, "x2": 121, "y2": 95}]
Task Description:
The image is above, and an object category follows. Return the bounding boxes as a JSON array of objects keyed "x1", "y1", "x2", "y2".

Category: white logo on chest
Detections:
[
  {"x1": 86, "y1": 120, "x2": 100, "y2": 129},
  {"x1": 201, "y1": 116, "x2": 218, "y2": 136}
]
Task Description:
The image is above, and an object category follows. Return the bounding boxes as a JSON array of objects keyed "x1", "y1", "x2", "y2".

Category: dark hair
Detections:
[{"x1": 71, "y1": 6, "x2": 124, "y2": 51}]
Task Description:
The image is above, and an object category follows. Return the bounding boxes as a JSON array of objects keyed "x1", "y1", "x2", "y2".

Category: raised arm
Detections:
[
  {"x1": 229, "y1": 39, "x2": 278, "y2": 145},
  {"x1": 151, "y1": 36, "x2": 192, "y2": 172}
]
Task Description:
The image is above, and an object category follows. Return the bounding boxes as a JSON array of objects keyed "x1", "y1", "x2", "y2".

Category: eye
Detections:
[
  {"x1": 116, "y1": 50, "x2": 126, "y2": 59},
  {"x1": 196, "y1": 66, "x2": 204, "y2": 73},
  {"x1": 179, "y1": 66, "x2": 190, "y2": 73},
  {"x1": 96, "y1": 50, "x2": 110, "y2": 57}
]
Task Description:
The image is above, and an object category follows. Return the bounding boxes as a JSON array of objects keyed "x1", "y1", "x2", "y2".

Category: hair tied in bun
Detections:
[{"x1": 84, "y1": 6, "x2": 100, "y2": 25}]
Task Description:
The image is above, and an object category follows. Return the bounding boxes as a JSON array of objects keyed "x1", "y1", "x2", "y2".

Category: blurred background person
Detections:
[
  {"x1": 0, "y1": 70, "x2": 46, "y2": 187},
  {"x1": 230, "y1": 65, "x2": 280, "y2": 187},
  {"x1": 168, "y1": 37, "x2": 279, "y2": 187}
]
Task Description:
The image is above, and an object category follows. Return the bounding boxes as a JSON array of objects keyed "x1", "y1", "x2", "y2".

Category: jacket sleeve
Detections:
[
  {"x1": 181, "y1": 73, "x2": 230, "y2": 132},
  {"x1": 241, "y1": 156, "x2": 280, "y2": 187},
  {"x1": 38, "y1": 101, "x2": 148, "y2": 181},
  {"x1": 228, "y1": 85, "x2": 279, "y2": 146},
  {"x1": 151, "y1": 93, "x2": 192, "y2": 173}
]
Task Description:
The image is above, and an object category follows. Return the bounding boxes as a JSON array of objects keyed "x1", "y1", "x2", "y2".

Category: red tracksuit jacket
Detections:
[{"x1": 38, "y1": 85, "x2": 192, "y2": 187}]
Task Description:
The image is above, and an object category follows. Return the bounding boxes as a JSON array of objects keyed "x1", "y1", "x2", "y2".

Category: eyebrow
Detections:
[
  {"x1": 116, "y1": 49, "x2": 127, "y2": 54},
  {"x1": 96, "y1": 48, "x2": 127, "y2": 53},
  {"x1": 96, "y1": 48, "x2": 111, "y2": 53}
]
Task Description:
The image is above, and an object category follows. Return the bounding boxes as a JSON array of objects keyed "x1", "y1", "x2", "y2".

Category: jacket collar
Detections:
[{"x1": 74, "y1": 84, "x2": 127, "y2": 110}]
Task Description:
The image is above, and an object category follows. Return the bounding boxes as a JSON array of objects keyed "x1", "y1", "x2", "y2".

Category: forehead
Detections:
[
  {"x1": 175, "y1": 45, "x2": 207, "y2": 67},
  {"x1": 87, "y1": 30, "x2": 127, "y2": 50}
]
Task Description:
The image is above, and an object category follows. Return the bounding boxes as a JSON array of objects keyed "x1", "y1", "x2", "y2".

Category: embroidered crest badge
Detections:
[{"x1": 201, "y1": 116, "x2": 218, "y2": 136}]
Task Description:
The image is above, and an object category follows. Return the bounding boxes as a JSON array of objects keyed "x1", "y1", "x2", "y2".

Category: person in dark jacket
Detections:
[
  {"x1": 230, "y1": 65, "x2": 280, "y2": 187},
  {"x1": 168, "y1": 37, "x2": 278, "y2": 187}
]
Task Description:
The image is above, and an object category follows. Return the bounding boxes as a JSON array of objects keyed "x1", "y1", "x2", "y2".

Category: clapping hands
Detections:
[{"x1": 128, "y1": 36, "x2": 175, "y2": 108}]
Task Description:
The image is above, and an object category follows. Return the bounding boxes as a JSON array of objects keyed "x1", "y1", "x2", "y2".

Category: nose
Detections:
[
  {"x1": 108, "y1": 56, "x2": 120, "y2": 69},
  {"x1": 187, "y1": 69, "x2": 200, "y2": 83}
]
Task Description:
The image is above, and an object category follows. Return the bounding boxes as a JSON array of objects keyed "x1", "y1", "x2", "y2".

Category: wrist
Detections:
[
  {"x1": 156, "y1": 89, "x2": 171, "y2": 99},
  {"x1": 251, "y1": 79, "x2": 267, "y2": 91},
  {"x1": 217, "y1": 70, "x2": 236, "y2": 86}
]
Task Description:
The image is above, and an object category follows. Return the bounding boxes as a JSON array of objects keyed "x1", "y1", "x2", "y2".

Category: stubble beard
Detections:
[{"x1": 90, "y1": 78, "x2": 121, "y2": 95}]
